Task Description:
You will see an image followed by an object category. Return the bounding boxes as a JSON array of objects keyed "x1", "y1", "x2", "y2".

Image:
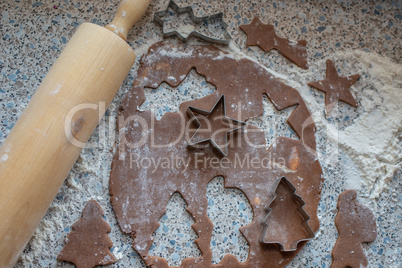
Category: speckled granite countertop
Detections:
[{"x1": 1, "y1": 0, "x2": 401, "y2": 267}]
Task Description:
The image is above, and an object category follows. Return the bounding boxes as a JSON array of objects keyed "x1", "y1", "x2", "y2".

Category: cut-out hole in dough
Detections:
[
  {"x1": 207, "y1": 177, "x2": 253, "y2": 264},
  {"x1": 247, "y1": 95, "x2": 299, "y2": 146},
  {"x1": 140, "y1": 69, "x2": 216, "y2": 120},
  {"x1": 149, "y1": 192, "x2": 201, "y2": 266}
]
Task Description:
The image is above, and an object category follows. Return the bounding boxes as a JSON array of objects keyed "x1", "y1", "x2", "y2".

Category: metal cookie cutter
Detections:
[
  {"x1": 154, "y1": 0, "x2": 232, "y2": 45},
  {"x1": 260, "y1": 177, "x2": 315, "y2": 251},
  {"x1": 187, "y1": 95, "x2": 246, "y2": 157}
]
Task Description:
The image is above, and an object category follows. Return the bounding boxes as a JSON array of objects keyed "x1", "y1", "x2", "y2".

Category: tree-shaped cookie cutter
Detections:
[
  {"x1": 187, "y1": 95, "x2": 246, "y2": 157},
  {"x1": 154, "y1": 0, "x2": 232, "y2": 45},
  {"x1": 260, "y1": 177, "x2": 315, "y2": 251}
]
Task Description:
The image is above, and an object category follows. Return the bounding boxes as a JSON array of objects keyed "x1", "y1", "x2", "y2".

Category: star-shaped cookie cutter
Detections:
[
  {"x1": 187, "y1": 95, "x2": 246, "y2": 157},
  {"x1": 260, "y1": 177, "x2": 315, "y2": 251},
  {"x1": 154, "y1": 0, "x2": 232, "y2": 45}
]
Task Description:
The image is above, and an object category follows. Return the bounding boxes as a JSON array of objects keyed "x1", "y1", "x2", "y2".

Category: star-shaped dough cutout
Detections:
[
  {"x1": 308, "y1": 60, "x2": 360, "y2": 113},
  {"x1": 240, "y1": 17, "x2": 308, "y2": 69},
  {"x1": 187, "y1": 95, "x2": 246, "y2": 157}
]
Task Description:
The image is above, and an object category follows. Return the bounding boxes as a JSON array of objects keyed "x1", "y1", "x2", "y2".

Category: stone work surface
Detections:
[{"x1": 0, "y1": 0, "x2": 400, "y2": 267}]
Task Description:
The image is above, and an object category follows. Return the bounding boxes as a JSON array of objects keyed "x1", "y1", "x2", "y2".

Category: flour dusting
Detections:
[
  {"x1": 227, "y1": 42, "x2": 401, "y2": 198},
  {"x1": 329, "y1": 51, "x2": 401, "y2": 198}
]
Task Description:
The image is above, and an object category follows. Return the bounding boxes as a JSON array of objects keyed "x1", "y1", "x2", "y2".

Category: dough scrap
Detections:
[
  {"x1": 331, "y1": 190, "x2": 377, "y2": 268},
  {"x1": 240, "y1": 17, "x2": 308, "y2": 69}
]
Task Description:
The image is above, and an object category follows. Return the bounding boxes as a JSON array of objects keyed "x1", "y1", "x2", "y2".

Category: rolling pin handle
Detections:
[{"x1": 105, "y1": 0, "x2": 151, "y2": 40}]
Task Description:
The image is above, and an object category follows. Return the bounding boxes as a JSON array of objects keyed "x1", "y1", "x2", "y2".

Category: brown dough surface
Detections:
[
  {"x1": 331, "y1": 190, "x2": 377, "y2": 268},
  {"x1": 57, "y1": 200, "x2": 116, "y2": 268},
  {"x1": 308, "y1": 59, "x2": 360, "y2": 113},
  {"x1": 109, "y1": 40, "x2": 323, "y2": 267},
  {"x1": 240, "y1": 17, "x2": 308, "y2": 69}
]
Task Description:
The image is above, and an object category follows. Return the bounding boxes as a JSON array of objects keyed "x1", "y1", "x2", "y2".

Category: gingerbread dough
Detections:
[
  {"x1": 110, "y1": 41, "x2": 323, "y2": 267},
  {"x1": 308, "y1": 59, "x2": 360, "y2": 113},
  {"x1": 331, "y1": 190, "x2": 377, "y2": 268},
  {"x1": 240, "y1": 17, "x2": 308, "y2": 69},
  {"x1": 57, "y1": 200, "x2": 116, "y2": 268}
]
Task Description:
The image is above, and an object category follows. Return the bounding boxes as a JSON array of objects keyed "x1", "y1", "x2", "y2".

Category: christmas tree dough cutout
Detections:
[
  {"x1": 57, "y1": 200, "x2": 116, "y2": 268},
  {"x1": 308, "y1": 59, "x2": 360, "y2": 114},
  {"x1": 331, "y1": 190, "x2": 377, "y2": 268},
  {"x1": 260, "y1": 177, "x2": 315, "y2": 251},
  {"x1": 240, "y1": 17, "x2": 308, "y2": 69}
]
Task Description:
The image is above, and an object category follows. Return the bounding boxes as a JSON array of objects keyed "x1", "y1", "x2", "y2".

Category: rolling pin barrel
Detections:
[{"x1": 0, "y1": 0, "x2": 150, "y2": 267}]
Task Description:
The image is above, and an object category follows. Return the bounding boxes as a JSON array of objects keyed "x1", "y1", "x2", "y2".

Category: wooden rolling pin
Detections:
[{"x1": 0, "y1": 0, "x2": 150, "y2": 266}]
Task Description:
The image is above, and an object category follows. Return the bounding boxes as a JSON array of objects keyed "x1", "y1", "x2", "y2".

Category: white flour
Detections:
[
  {"x1": 329, "y1": 51, "x2": 401, "y2": 198},
  {"x1": 229, "y1": 41, "x2": 401, "y2": 199}
]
